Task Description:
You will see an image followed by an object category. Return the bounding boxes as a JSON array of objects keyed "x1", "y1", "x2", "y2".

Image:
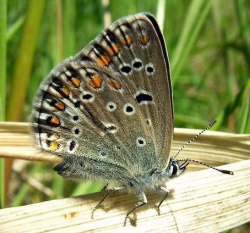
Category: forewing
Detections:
[{"x1": 31, "y1": 13, "x2": 173, "y2": 184}]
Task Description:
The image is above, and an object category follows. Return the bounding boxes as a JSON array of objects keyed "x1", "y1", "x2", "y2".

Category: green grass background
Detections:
[{"x1": 1, "y1": 0, "x2": 249, "y2": 231}]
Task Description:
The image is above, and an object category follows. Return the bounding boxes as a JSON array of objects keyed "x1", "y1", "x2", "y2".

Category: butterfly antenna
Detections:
[
  {"x1": 178, "y1": 158, "x2": 233, "y2": 175},
  {"x1": 173, "y1": 120, "x2": 217, "y2": 159},
  {"x1": 174, "y1": 120, "x2": 234, "y2": 175}
]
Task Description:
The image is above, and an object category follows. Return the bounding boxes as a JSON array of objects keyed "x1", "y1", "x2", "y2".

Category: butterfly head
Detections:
[{"x1": 165, "y1": 157, "x2": 189, "y2": 178}]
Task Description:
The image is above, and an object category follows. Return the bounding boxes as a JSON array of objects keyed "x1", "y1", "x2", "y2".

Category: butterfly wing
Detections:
[{"x1": 31, "y1": 13, "x2": 173, "y2": 186}]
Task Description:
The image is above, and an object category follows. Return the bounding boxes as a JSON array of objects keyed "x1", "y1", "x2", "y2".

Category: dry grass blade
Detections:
[
  {"x1": 0, "y1": 122, "x2": 250, "y2": 232},
  {"x1": 0, "y1": 160, "x2": 249, "y2": 232},
  {"x1": 0, "y1": 122, "x2": 61, "y2": 163},
  {"x1": 0, "y1": 122, "x2": 248, "y2": 165}
]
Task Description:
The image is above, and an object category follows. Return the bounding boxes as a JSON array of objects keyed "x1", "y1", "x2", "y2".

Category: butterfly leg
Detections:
[
  {"x1": 101, "y1": 183, "x2": 109, "y2": 191},
  {"x1": 124, "y1": 191, "x2": 147, "y2": 226},
  {"x1": 156, "y1": 186, "x2": 169, "y2": 214},
  {"x1": 91, "y1": 188, "x2": 114, "y2": 219}
]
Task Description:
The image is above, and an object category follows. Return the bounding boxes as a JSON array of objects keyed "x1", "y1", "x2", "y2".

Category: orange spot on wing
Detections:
[
  {"x1": 97, "y1": 55, "x2": 111, "y2": 67},
  {"x1": 54, "y1": 102, "x2": 65, "y2": 111},
  {"x1": 139, "y1": 35, "x2": 149, "y2": 45},
  {"x1": 48, "y1": 116, "x2": 60, "y2": 127},
  {"x1": 107, "y1": 44, "x2": 120, "y2": 56},
  {"x1": 48, "y1": 141, "x2": 60, "y2": 151},
  {"x1": 71, "y1": 77, "x2": 81, "y2": 87},
  {"x1": 121, "y1": 36, "x2": 133, "y2": 45},
  {"x1": 108, "y1": 80, "x2": 122, "y2": 90},
  {"x1": 89, "y1": 76, "x2": 103, "y2": 88},
  {"x1": 59, "y1": 87, "x2": 69, "y2": 98}
]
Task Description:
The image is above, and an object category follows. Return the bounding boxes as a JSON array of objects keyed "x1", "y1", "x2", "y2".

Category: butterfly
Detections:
[{"x1": 31, "y1": 12, "x2": 233, "y2": 225}]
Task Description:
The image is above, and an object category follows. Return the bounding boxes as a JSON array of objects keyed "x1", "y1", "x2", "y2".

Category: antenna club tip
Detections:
[{"x1": 221, "y1": 170, "x2": 234, "y2": 175}]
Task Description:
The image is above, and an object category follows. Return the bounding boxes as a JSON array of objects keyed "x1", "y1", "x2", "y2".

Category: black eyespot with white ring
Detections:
[
  {"x1": 72, "y1": 115, "x2": 79, "y2": 122},
  {"x1": 145, "y1": 63, "x2": 155, "y2": 75},
  {"x1": 72, "y1": 127, "x2": 81, "y2": 136},
  {"x1": 132, "y1": 58, "x2": 143, "y2": 71},
  {"x1": 104, "y1": 123, "x2": 118, "y2": 134},
  {"x1": 67, "y1": 139, "x2": 78, "y2": 153},
  {"x1": 135, "y1": 90, "x2": 153, "y2": 105},
  {"x1": 120, "y1": 63, "x2": 132, "y2": 74},
  {"x1": 123, "y1": 103, "x2": 135, "y2": 115},
  {"x1": 106, "y1": 102, "x2": 117, "y2": 112},
  {"x1": 136, "y1": 137, "x2": 146, "y2": 147},
  {"x1": 146, "y1": 118, "x2": 152, "y2": 126},
  {"x1": 82, "y1": 91, "x2": 95, "y2": 102}
]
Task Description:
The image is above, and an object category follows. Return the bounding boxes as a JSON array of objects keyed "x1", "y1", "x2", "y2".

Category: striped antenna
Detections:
[
  {"x1": 178, "y1": 158, "x2": 233, "y2": 175},
  {"x1": 174, "y1": 120, "x2": 233, "y2": 175}
]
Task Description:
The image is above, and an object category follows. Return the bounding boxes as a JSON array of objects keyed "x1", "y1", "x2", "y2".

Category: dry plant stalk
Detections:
[{"x1": 0, "y1": 122, "x2": 250, "y2": 232}]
